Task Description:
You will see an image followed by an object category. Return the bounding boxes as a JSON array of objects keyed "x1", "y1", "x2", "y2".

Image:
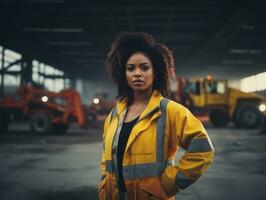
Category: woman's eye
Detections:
[
  {"x1": 141, "y1": 65, "x2": 150, "y2": 70},
  {"x1": 126, "y1": 66, "x2": 134, "y2": 71}
]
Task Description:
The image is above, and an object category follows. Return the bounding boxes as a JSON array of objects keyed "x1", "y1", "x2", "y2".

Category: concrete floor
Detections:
[{"x1": 0, "y1": 123, "x2": 265, "y2": 200}]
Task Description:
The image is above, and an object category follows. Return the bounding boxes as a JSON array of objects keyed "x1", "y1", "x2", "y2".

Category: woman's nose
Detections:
[{"x1": 134, "y1": 68, "x2": 142, "y2": 76}]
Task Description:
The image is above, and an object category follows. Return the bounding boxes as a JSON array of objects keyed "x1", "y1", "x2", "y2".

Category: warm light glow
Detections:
[
  {"x1": 41, "y1": 96, "x2": 48, "y2": 103},
  {"x1": 206, "y1": 75, "x2": 212, "y2": 80},
  {"x1": 93, "y1": 98, "x2": 100, "y2": 104},
  {"x1": 259, "y1": 104, "x2": 266, "y2": 112}
]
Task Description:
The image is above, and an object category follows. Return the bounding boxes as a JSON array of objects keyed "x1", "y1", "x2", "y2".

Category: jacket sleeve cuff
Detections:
[{"x1": 161, "y1": 166, "x2": 180, "y2": 197}]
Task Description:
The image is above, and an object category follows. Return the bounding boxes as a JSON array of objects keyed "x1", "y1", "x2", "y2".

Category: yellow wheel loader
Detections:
[{"x1": 173, "y1": 77, "x2": 266, "y2": 128}]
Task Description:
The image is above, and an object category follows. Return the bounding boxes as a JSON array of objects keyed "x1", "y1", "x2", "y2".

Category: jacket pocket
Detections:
[
  {"x1": 137, "y1": 187, "x2": 164, "y2": 200},
  {"x1": 98, "y1": 176, "x2": 107, "y2": 200},
  {"x1": 137, "y1": 177, "x2": 169, "y2": 200}
]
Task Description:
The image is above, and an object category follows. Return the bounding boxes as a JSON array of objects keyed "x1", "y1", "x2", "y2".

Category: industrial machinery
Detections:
[
  {"x1": 0, "y1": 85, "x2": 97, "y2": 134},
  {"x1": 172, "y1": 76, "x2": 266, "y2": 128},
  {"x1": 89, "y1": 96, "x2": 115, "y2": 123}
]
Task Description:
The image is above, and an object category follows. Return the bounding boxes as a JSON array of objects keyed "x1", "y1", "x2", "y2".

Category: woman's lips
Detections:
[
  {"x1": 132, "y1": 80, "x2": 144, "y2": 85},
  {"x1": 133, "y1": 80, "x2": 144, "y2": 83}
]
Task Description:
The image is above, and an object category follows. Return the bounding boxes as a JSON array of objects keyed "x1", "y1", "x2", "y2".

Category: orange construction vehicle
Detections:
[{"x1": 0, "y1": 85, "x2": 97, "y2": 134}]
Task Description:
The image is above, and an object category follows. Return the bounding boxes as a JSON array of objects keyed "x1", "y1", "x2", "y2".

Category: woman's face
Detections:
[{"x1": 126, "y1": 52, "x2": 154, "y2": 92}]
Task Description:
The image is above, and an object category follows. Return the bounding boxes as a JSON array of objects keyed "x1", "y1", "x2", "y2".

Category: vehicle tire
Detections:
[
  {"x1": 53, "y1": 124, "x2": 69, "y2": 134},
  {"x1": 30, "y1": 113, "x2": 52, "y2": 134},
  {"x1": 209, "y1": 109, "x2": 230, "y2": 127},
  {"x1": 0, "y1": 110, "x2": 10, "y2": 133},
  {"x1": 235, "y1": 103, "x2": 263, "y2": 128}
]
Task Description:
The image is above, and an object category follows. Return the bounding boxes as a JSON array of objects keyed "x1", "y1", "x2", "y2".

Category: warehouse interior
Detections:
[{"x1": 0, "y1": 0, "x2": 265, "y2": 200}]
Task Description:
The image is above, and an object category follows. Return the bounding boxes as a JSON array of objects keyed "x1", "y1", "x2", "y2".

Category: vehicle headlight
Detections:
[
  {"x1": 93, "y1": 98, "x2": 100, "y2": 104},
  {"x1": 41, "y1": 96, "x2": 48, "y2": 103},
  {"x1": 259, "y1": 104, "x2": 266, "y2": 112}
]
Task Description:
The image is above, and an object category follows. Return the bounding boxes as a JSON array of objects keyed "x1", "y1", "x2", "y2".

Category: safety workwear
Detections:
[{"x1": 98, "y1": 90, "x2": 214, "y2": 200}]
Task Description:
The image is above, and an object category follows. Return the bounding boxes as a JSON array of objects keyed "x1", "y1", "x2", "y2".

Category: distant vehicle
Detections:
[
  {"x1": 171, "y1": 76, "x2": 266, "y2": 128},
  {"x1": 89, "y1": 96, "x2": 115, "y2": 123},
  {"x1": 0, "y1": 85, "x2": 97, "y2": 134}
]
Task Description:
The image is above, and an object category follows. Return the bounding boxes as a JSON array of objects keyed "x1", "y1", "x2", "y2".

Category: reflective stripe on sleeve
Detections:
[
  {"x1": 175, "y1": 172, "x2": 195, "y2": 189},
  {"x1": 187, "y1": 137, "x2": 214, "y2": 153}
]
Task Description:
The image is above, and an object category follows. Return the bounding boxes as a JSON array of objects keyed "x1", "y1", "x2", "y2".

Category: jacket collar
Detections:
[{"x1": 116, "y1": 90, "x2": 163, "y2": 118}]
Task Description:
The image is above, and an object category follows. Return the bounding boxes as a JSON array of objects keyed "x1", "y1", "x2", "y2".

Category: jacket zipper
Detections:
[{"x1": 110, "y1": 106, "x2": 160, "y2": 196}]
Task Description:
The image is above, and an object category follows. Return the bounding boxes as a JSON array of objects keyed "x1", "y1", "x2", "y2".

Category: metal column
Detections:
[
  {"x1": 20, "y1": 58, "x2": 33, "y2": 85},
  {"x1": 0, "y1": 48, "x2": 5, "y2": 98}
]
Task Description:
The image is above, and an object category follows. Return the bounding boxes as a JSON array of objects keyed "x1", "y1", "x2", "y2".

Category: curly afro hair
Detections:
[{"x1": 106, "y1": 32, "x2": 175, "y2": 104}]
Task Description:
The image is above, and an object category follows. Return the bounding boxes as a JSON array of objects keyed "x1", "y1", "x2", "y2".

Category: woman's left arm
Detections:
[{"x1": 161, "y1": 104, "x2": 215, "y2": 196}]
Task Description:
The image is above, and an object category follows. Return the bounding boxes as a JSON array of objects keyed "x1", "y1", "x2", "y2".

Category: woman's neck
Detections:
[{"x1": 131, "y1": 88, "x2": 153, "y2": 106}]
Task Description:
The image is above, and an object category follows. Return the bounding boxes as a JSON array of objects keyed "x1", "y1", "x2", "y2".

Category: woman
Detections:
[{"x1": 98, "y1": 32, "x2": 214, "y2": 200}]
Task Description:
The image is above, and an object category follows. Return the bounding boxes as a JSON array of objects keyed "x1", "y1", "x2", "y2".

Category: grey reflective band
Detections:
[
  {"x1": 112, "y1": 109, "x2": 127, "y2": 157},
  {"x1": 110, "y1": 106, "x2": 117, "y2": 124},
  {"x1": 156, "y1": 98, "x2": 169, "y2": 162},
  {"x1": 104, "y1": 107, "x2": 117, "y2": 150},
  {"x1": 106, "y1": 160, "x2": 112, "y2": 172},
  {"x1": 175, "y1": 172, "x2": 195, "y2": 189},
  {"x1": 111, "y1": 109, "x2": 127, "y2": 187},
  {"x1": 106, "y1": 160, "x2": 174, "y2": 179},
  {"x1": 123, "y1": 160, "x2": 173, "y2": 179},
  {"x1": 187, "y1": 138, "x2": 214, "y2": 153}
]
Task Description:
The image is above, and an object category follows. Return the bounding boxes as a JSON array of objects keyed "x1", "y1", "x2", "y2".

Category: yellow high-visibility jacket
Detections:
[{"x1": 98, "y1": 90, "x2": 214, "y2": 200}]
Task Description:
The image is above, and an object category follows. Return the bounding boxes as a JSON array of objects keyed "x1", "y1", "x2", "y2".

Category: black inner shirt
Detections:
[{"x1": 117, "y1": 116, "x2": 139, "y2": 192}]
